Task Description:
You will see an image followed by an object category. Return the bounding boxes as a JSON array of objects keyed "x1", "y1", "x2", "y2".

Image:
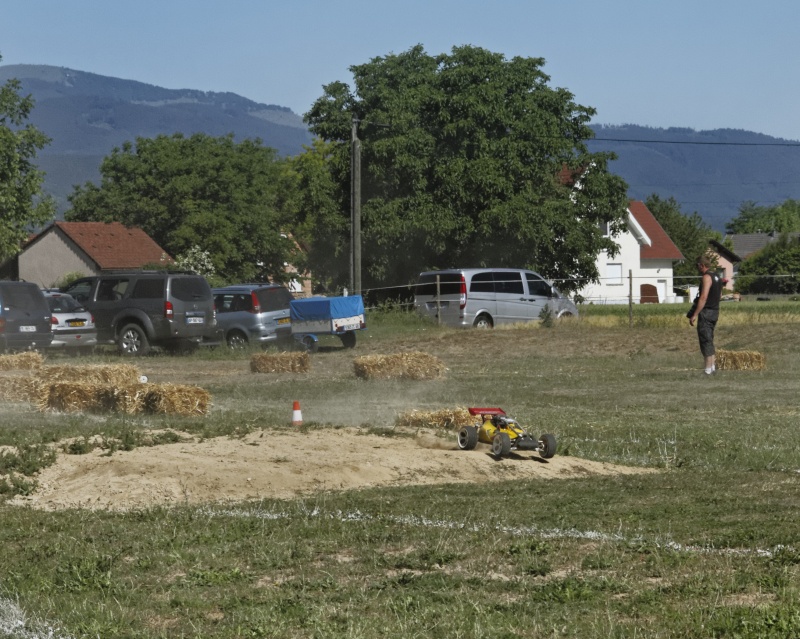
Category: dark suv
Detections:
[
  {"x1": 0, "y1": 281, "x2": 53, "y2": 352},
  {"x1": 63, "y1": 271, "x2": 219, "y2": 355}
]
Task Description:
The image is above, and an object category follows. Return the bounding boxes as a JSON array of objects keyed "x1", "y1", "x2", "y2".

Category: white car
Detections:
[{"x1": 43, "y1": 291, "x2": 97, "y2": 354}]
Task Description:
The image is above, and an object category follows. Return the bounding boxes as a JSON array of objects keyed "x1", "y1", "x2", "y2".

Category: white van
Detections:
[{"x1": 414, "y1": 268, "x2": 578, "y2": 328}]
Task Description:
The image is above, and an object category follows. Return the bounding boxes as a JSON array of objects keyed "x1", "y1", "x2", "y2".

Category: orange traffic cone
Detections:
[{"x1": 292, "y1": 401, "x2": 303, "y2": 426}]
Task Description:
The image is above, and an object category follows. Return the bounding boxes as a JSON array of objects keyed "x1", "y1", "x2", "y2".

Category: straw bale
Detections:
[
  {"x1": 716, "y1": 349, "x2": 766, "y2": 371},
  {"x1": 395, "y1": 407, "x2": 473, "y2": 430},
  {"x1": 250, "y1": 352, "x2": 310, "y2": 374},
  {"x1": 40, "y1": 382, "x2": 103, "y2": 413},
  {"x1": 143, "y1": 384, "x2": 211, "y2": 416},
  {"x1": 353, "y1": 352, "x2": 447, "y2": 380},
  {"x1": 95, "y1": 384, "x2": 148, "y2": 414},
  {"x1": 35, "y1": 363, "x2": 140, "y2": 386},
  {"x1": 0, "y1": 375, "x2": 43, "y2": 402},
  {"x1": 0, "y1": 351, "x2": 44, "y2": 371}
]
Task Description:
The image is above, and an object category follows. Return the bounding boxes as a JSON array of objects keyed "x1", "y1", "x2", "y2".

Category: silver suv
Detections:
[
  {"x1": 414, "y1": 268, "x2": 578, "y2": 328},
  {"x1": 63, "y1": 271, "x2": 218, "y2": 355},
  {"x1": 212, "y1": 284, "x2": 293, "y2": 348}
]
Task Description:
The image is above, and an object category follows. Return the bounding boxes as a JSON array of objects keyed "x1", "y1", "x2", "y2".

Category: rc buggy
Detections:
[{"x1": 457, "y1": 407, "x2": 557, "y2": 459}]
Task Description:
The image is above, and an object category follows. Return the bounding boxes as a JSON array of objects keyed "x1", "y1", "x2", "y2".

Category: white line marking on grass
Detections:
[{"x1": 200, "y1": 504, "x2": 794, "y2": 559}]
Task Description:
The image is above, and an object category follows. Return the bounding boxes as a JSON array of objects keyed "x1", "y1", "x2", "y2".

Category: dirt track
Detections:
[{"x1": 11, "y1": 427, "x2": 655, "y2": 511}]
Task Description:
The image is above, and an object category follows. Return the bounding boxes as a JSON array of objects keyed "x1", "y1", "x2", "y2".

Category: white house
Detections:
[{"x1": 576, "y1": 200, "x2": 684, "y2": 304}]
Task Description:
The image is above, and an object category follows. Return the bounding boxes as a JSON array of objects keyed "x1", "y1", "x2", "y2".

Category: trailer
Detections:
[{"x1": 290, "y1": 295, "x2": 366, "y2": 352}]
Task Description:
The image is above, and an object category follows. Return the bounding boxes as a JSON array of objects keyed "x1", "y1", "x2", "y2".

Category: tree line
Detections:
[{"x1": 2, "y1": 48, "x2": 799, "y2": 295}]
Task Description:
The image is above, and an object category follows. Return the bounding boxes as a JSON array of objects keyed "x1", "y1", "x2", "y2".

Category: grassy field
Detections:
[{"x1": 1, "y1": 302, "x2": 799, "y2": 638}]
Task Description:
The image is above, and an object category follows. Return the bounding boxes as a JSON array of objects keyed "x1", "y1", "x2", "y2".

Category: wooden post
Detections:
[
  {"x1": 436, "y1": 274, "x2": 441, "y2": 326},
  {"x1": 628, "y1": 270, "x2": 633, "y2": 328}
]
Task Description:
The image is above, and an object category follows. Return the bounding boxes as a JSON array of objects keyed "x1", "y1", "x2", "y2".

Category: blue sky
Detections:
[{"x1": 2, "y1": 0, "x2": 799, "y2": 140}]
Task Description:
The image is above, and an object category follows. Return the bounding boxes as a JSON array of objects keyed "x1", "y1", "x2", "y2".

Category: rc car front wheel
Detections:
[
  {"x1": 539, "y1": 433, "x2": 557, "y2": 459},
  {"x1": 492, "y1": 432, "x2": 512, "y2": 457},
  {"x1": 457, "y1": 426, "x2": 479, "y2": 450}
]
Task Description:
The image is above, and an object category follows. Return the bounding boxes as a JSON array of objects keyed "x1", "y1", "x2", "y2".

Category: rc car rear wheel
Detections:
[
  {"x1": 457, "y1": 426, "x2": 479, "y2": 450},
  {"x1": 539, "y1": 433, "x2": 557, "y2": 459},
  {"x1": 492, "y1": 432, "x2": 512, "y2": 457}
]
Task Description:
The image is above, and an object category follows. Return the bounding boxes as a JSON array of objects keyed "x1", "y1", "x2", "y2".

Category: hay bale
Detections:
[
  {"x1": 716, "y1": 349, "x2": 766, "y2": 371},
  {"x1": 35, "y1": 363, "x2": 140, "y2": 386},
  {"x1": 0, "y1": 375, "x2": 43, "y2": 402},
  {"x1": 143, "y1": 384, "x2": 211, "y2": 416},
  {"x1": 250, "y1": 351, "x2": 310, "y2": 373},
  {"x1": 40, "y1": 382, "x2": 103, "y2": 413},
  {"x1": 96, "y1": 384, "x2": 148, "y2": 415},
  {"x1": 0, "y1": 351, "x2": 44, "y2": 371},
  {"x1": 395, "y1": 407, "x2": 473, "y2": 430},
  {"x1": 353, "y1": 352, "x2": 447, "y2": 381}
]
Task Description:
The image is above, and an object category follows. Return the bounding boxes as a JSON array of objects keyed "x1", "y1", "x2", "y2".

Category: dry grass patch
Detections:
[
  {"x1": 353, "y1": 352, "x2": 447, "y2": 380},
  {"x1": 395, "y1": 407, "x2": 473, "y2": 430},
  {"x1": 250, "y1": 352, "x2": 310, "y2": 373},
  {"x1": 716, "y1": 349, "x2": 766, "y2": 371},
  {"x1": 0, "y1": 351, "x2": 44, "y2": 371}
]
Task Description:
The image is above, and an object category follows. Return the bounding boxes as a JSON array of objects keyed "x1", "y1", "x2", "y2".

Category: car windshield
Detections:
[
  {"x1": 171, "y1": 277, "x2": 212, "y2": 301},
  {"x1": 256, "y1": 287, "x2": 294, "y2": 312},
  {"x1": 47, "y1": 295, "x2": 85, "y2": 313}
]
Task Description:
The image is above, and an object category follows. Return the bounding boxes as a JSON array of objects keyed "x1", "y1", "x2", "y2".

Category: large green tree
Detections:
[
  {"x1": 726, "y1": 199, "x2": 800, "y2": 235},
  {"x1": 645, "y1": 194, "x2": 721, "y2": 278},
  {"x1": 302, "y1": 45, "x2": 630, "y2": 293},
  {"x1": 736, "y1": 233, "x2": 800, "y2": 294},
  {"x1": 66, "y1": 133, "x2": 297, "y2": 283},
  {"x1": 0, "y1": 56, "x2": 54, "y2": 261}
]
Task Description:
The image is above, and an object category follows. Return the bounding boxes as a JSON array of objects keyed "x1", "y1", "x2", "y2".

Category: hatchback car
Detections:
[
  {"x1": 0, "y1": 281, "x2": 53, "y2": 352},
  {"x1": 43, "y1": 291, "x2": 97, "y2": 354},
  {"x1": 212, "y1": 284, "x2": 294, "y2": 348}
]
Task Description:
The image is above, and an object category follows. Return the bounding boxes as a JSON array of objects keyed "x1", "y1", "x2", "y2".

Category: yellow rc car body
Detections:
[{"x1": 457, "y1": 407, "x2": 557, "y2": 459}]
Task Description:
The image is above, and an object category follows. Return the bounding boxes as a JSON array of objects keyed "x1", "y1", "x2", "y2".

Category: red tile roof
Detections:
[
  {"x1": 628, "y1": 201, "x2": 684, "y2": 261},
  {"x1": 53, "y1": 222, "x2": 172, "y2": 269}
]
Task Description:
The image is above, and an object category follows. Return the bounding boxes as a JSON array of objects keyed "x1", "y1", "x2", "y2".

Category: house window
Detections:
[
  {"x1": 599, "y1": 221, "x2": 611, "y2": 237},
  {"x1": 606, "y1": 263, "x2": 623, "y2": 286}
]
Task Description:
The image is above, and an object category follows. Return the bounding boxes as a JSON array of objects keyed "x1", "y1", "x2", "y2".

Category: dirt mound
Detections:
[{"x1": 11, "y1": 428, "x2": 655, "y2": 511}]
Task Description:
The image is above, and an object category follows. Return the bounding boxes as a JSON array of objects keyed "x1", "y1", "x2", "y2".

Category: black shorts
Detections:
[{"x1": 697, "y1": 309, "x2": 719, "y2": 357}]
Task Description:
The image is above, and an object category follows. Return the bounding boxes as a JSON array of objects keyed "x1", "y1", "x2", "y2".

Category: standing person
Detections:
[{"x1": 688, "y1": 255, "x2": 723, "y2": 374}]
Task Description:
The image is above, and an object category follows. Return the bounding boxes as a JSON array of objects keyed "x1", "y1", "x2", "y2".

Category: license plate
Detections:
[
  {"x1": 68, "y1": 320, "x2": 86, "y2": 327},
  {"x1": 20, "y1": 326, "x2": 36, "y2": 332},
  {"x1": 339, "y1": 323, "x2": 360, "y2": 331},
  {"x1": 186, "y1": 317, "x2": 204, "y2": 324},
  {"x1": 277, "y1": 318, "x2": 290, "y2": 325}
]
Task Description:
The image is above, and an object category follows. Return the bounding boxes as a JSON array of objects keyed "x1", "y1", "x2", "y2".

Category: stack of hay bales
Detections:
[
  {"x1": 353, "y1": 352, "x2": 447, "y2": 380},
  {"x1": 250, "y1": 351, "x2": 310, "y2": 373},
  {"x1": 716, "y1": 349, "x2": 766, "y2": 371},
  {"x1": 29, "y1": 364, "x2": 210, "y2": 416},
  {"x1": 395, "y1": 407, "x2": 473, "y2": 430}
]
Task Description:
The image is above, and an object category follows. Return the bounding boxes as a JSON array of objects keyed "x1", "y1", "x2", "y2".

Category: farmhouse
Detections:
[
  {"x1": 1, "y1": 221, "x2": 172, "y2": 288},
  {"x1": 576, "y1": 200, "x2": 684, "y2": 304}
]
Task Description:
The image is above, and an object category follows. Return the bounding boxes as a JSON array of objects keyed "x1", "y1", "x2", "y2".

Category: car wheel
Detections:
[
  {"x1": 473, "y1": 314, "x2": 493, "y2": 329},
  {"x1": 457, "y1": 426, "x2": 479, "y2": 450},
  {"x1": 539, "y1": 433, "x2": 557, "y2": 459},
  {"x1": 227, "y1": 330, "x2": 248, "y2": 350},
  {"x1": 340, "y1": 331, "x2": 357, "y2": 349},
  {"x1": 302, "y1": 335, "x2": 319, "y2": 354},
  {"x1": 492, "y1": 432, "x2": 512, "y2": 457},
  {"x1": 118, "y1": 324, "x2": 150, "y2": 356}
]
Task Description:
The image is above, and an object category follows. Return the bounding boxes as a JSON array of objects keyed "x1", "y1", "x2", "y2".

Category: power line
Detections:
[{"x1": 591, "y1": 137, "x2": 800, "y2": 147}]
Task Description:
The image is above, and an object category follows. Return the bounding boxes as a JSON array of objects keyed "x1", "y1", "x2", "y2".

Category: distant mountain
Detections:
[
  {"x1": 588, "y1": 125, "x2": 800, "y2": 232},
  {"x1": 3, "y1": 64, "x2": 799, "y2": 232},
  {"x1": 0, "y1": 64, "x2": 313, "y2": 214}
]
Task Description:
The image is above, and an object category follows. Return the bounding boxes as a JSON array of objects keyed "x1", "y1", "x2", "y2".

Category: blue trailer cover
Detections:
[{"x1": 290, "y1": 295, "x2": 365, "y2": 322}]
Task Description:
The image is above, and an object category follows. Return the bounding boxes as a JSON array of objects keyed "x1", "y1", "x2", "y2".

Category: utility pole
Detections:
[{"x1": 350, "y1": 116, "x2": 361, "y2": 296}]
